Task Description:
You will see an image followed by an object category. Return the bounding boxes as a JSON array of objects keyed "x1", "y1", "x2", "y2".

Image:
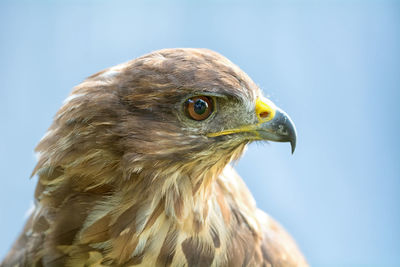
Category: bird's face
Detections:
[
  {"x1": 47, "y1": 48, "x2": 296, "y2": 178},
  {"x1": 103, "y1": 48, "x2": 297, "y2": 171}
]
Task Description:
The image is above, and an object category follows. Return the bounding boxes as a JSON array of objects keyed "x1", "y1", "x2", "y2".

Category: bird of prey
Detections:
[{"x1": 2, "y1": 48, "x2": 308, "y2": 267}]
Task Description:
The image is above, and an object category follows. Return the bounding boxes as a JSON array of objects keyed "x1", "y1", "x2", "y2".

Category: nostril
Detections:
[{"x1": 259, "y1": 112, "x2": 270, "y2": 119}]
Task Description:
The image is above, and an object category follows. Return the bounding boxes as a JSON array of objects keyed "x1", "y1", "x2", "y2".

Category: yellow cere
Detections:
[
  {"x1": 255, "y1": 97, "x2": 276, "y2": 123},
  {"x1": 207, "y1": 97, "x2": 276, "y2": 138}
]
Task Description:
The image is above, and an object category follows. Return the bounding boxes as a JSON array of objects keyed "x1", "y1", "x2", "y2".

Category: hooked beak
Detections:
[
  {"x1": 255, "y1": 106, "x2": 297, "y2": 153},
  {"x1": 254, "y1": 97, "x2": 297, "y2": 153}
]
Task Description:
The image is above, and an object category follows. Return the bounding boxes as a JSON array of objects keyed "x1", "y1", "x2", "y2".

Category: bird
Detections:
[{"x1": 2, "y1": 48, "x2": 308, "y2": 267}]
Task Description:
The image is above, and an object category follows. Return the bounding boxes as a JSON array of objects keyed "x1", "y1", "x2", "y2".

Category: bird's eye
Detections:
[{"x1": 185, "y1": 96, "x2": 214, "y2": 121}]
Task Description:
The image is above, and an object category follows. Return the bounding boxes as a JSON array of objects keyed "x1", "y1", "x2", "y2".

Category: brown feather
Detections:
[
  {"x1": 156, "y1": 224, "x2": 178, "y2": 267},
  {"x1": 181, "y1": 237, "x2": 215, "y2": 267}
]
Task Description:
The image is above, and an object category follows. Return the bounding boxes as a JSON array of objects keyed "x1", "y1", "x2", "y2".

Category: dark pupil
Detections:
[{"x1": 193, "y1": 99, "x2": 208, "y2": 115}]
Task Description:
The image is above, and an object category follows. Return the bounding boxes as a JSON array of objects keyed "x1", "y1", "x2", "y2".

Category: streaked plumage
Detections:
[{"x1": 2, "y1": 48, "x2": 307, "y2": 266}]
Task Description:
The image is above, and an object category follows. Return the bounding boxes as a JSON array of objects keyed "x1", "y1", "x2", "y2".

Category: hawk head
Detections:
[{"x1": 35, "y1": 48, "x2": 295, "y2": 184}]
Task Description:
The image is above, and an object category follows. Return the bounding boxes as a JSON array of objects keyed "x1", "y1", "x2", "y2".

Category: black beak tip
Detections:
[{"x1": 290, "y1": 139, "x2": 296, "y2": 154}]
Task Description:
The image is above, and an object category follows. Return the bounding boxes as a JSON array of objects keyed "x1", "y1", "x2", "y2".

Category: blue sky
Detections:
[{"x1": 0, "y1": 1, "x2": 399, "y2": 266}]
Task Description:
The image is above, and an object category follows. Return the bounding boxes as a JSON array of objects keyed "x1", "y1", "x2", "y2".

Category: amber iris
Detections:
[{"x1": 185, "y1": 96, "x2": 213, "y2": 121}]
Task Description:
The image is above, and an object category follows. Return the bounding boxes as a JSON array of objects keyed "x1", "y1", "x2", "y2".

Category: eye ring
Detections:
[{"x1": 185, "y1": 96, "x2": 214, "y2": 121}]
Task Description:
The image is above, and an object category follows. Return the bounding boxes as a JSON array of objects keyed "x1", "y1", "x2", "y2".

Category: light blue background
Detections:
[{"x1": 0, "y1": 1, "x2": 399, "y2": 266}]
